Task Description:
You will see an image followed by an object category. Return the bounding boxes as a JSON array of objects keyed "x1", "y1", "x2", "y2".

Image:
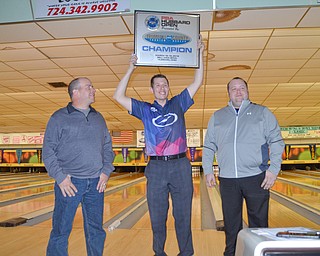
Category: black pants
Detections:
[
  {"x1": 219, "y1": 172, "x2": 269, "y2": 256},
  {"x1": 145, "y1": 157, "x2": 194, "y2": 256}
]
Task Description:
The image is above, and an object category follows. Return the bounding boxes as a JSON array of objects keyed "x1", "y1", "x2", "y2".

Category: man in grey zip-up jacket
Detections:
[{"x1": 202, "y1": 77, "x2": 284, "y2": 256}]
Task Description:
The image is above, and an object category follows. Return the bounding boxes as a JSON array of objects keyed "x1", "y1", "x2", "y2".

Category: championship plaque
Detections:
[{"x1": 134, "y1": 10, "x2": 200, "y2": 68}]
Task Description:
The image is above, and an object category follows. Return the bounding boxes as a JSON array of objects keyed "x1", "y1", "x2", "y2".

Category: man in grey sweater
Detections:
[
  {"x1": 202, "y1": 77, "x2": 284, "y2": 256},
  {"x1": 43, "y1": 77, "x2": 114, "y2": 256}
]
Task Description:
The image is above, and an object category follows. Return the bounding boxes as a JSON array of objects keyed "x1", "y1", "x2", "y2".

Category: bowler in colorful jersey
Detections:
[{"x1": 113, "y1": 37, "x2": 204, "y2": 256}]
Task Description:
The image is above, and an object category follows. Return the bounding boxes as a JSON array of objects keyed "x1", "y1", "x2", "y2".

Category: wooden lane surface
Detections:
[
  {"x1": 0, "y1": 177, "x2": 53, "y2": 189},
  {"x1": 0, "y1": 172, "x2": 47, "y2": 181},
  {"x1": 0, "y1": 182, "x2": 54, "y2": 202},
  {"x1": 124, "y1": 176, "x2": 216, "y2": 256},
  {"x1": 0, "y1": 226, "x2": 226, "y2": 256},
  {"x1": 273, "y1": 173, "x2": 320, "y2": 211},
  {"x1": 0, "y1": 194, "x2": 55, "y2": 222},
  {"x1": 1, "y1": 171, "x2": 319, "y2": 256},
  {"x1": 0, "y1": 175, "x2": 226, "y2": 256},
  {"x1": 289, "y1": 170, "x2": 320, "y2": 177},
  {"x1": 243, "y1": 197, "x2": 320, "y2": 230},
  {"x1": 242, "y1": 171, "x2": 320, "y2": 230},
  {"x1": 0, "y1": 173, "x2": 144, "y2": 223},
  {"x1": 279, "y1": 172, "x2": 320, "y2": 186},
  {"x1": 0, "y1": 172, "x2": 138, "y2": 202},
  {"x1": 36, "y1": 173, "x2": 146, "y2": 228}
]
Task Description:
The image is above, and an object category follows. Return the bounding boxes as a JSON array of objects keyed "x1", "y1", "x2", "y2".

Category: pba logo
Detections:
[
  {"x1": 145, "y1": 15, "x2": 160, "y2": 31},
  {"x1": 143, "y1": 32, "x2": 191, "y2": 46},
  {"x1": 152, "y1": 113, "x2": 178, "y2": 128}
]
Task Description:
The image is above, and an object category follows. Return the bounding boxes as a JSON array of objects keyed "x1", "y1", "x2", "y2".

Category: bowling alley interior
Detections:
[{"x1": 0, "y1": 1, "x2": 320, "y2": 255}]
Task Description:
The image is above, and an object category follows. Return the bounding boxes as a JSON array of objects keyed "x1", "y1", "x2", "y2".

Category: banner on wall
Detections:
[
  {"x1": 0, "y1": 133, "x2": 44, "y2": 144},
  {"x1": 136, "y1": 130, "x2": 145, "y2": 147},
  {"x1": 281, "y1": 126, "x2": 320, "y2": 139},
  {"x1": 186, "y1": 129, "x2": 200, "y2": 147},
  {"x1": 32, "y1": 0, "x2": 130, "y2": 19}
]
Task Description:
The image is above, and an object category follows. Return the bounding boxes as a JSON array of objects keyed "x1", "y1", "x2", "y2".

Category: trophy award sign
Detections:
[{"x1": 134, "y1": 10, "x2": 200, "y2": 68}]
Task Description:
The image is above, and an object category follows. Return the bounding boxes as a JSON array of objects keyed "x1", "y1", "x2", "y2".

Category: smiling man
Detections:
[
  {"x1": 43, "y1": 77, "x2": 114, "y2": 256},
  {"x1": 113, "y1": 39, "x2": 204, "y2": 256},
  {"x1": 202, "y1": 77, "x2": 285, "y2": 256}
]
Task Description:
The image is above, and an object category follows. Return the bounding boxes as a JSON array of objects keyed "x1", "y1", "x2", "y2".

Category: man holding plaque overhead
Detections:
[{"x1": 114, "y1": 37, "x2": 204, "y2": 256}]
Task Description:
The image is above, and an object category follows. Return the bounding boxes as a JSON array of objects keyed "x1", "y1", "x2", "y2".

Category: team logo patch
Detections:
[{"x1": 152, "y1": 113, "x2": 178, "y2": 127}]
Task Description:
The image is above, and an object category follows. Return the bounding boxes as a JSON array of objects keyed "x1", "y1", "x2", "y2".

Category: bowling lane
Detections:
[
  {"x1": 131, "y1": 176, "x2": 202, "y2": 230},
  {"x1": 36, "y1": 174, "x2": 147, "y2": 228},
  {"x1": 0, "y1": 173, "x2": 144, "y2": 223},
  {"x1": 242, "y1": 171, "x2": 320, "y2": 230},
  {"x1": 0, "y1": 182, "x2": 54, "y2": 202},
  {"x1": 273, "y1": 174, "x2": 320, "y2": 211},
  {"x1": 279, "y1": 172, "x2": 320, "y2": 186},
  {"x1": 0, "y1": 172, "x2": 137, "y2": 203},
  {"x1": 0, "y1": 173, "x2": 48, "y2": 182},
  {"x1": 0, "y1": 177, "x2": 53, "y2": 190},
  {"x1": 0, "y1": 192, "x2": 54, "y2": 222},
  {"x1": 0, "y1": 172, "x2": 124, "y2": 188},
  {"x1": 133, "y1": 173, "x2": 320, "y2": 232},
  {"x1": 289, "y1": 169, "x2": 320, "y2": 178},
  {"x1": 268, "y1": 198, "x2": 320, "y2": 230}
]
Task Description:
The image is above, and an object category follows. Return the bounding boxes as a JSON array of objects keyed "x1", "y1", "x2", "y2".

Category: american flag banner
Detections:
[{"x1": 112, "y1": 130, "x2": 133, "y2": 144}]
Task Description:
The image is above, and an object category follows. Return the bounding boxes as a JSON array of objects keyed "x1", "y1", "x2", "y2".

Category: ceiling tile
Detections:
[{"x1": 37, "y1": 16, "x2": 130, "y2": 38}]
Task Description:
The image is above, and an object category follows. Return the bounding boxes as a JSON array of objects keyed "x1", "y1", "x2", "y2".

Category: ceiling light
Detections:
[
  {"x1": 0, "y1": 46, "x2": 16, "y2": 50},
  {"x1": 207, "y1": 53, "x2": 216, "y2": 61},
  {"x1": 215, "y1": 10, "x2": 241, "y2": 23},
  {"x1": 219, "y1": 65, "x2": 251, "y2": 70},
  {"x1": 48, "y1": 82, "x2": 68, "y2": 88},
  {"x1": 113, "y1": 42, "x2": 134, "y2": 51}
]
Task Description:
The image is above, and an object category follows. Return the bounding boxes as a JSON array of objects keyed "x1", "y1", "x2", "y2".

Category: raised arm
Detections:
[
  {"x1": 113, "y1": 54, "x2": 137, "y2": 112},
  {"x1": 187, "y1": 35, "x2": 205, "y2": 98}
]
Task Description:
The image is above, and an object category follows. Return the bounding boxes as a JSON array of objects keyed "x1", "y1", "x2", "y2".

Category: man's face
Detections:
[
  {"x1": 228, "y1": 79, "x2": 249, "y2": 108},
  {"x1": 150, "y1": 77, "x2": 169, "y2": 101},
  {"x1": 76, "y1": 78, "x2": 96, "y2": 105}
]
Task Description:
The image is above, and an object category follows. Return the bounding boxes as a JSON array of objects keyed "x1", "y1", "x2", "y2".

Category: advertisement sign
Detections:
[
  {"x1": 281, "y1": 126, "x2": 320, "y2": 139},
  {"x1": 0, "y1": 133, "x2": 44, "y2": 144},
  {"x1": 136, "y1": 130, "x2": 145, "y2": 148},
  {"x1": 32, "y1": 0, "x2": 130, "y2": 19},
  {"x1": 134, "y1": 10, "x2": 200, "y2": 68},
  {"x1": 186, "y1": 129, "x2": 200, "y2": 147}
]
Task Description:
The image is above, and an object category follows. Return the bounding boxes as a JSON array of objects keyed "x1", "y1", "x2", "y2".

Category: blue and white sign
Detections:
[{"x1": 134, "y1": 10, "x2": 200, "y2": 68}]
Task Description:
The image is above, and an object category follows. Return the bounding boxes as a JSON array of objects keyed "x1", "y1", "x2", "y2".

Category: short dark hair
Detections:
[
  {"x1": 150, "y1": 74, "x2": 169, "y2": 88},
  {"x1": 68, "y1": 78, "x2": 81, "y2": 99},
  {"x1": 227, "y1": 77, "x2": 248, "y2": 90}
]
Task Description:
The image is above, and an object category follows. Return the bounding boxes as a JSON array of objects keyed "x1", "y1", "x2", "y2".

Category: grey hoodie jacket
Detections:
[{"x1": 203, "y1": 99, "x2": 284, "y2": 178}]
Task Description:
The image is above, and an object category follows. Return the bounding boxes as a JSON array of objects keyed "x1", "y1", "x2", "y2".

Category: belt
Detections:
[{"x1": 149, "y1": 152, "x2": 186, "y2": 161}]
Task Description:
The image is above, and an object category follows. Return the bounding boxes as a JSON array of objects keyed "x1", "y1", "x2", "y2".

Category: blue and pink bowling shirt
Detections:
[{"x1": 131, "y1": 88, "x2": 193, "y2": 156}]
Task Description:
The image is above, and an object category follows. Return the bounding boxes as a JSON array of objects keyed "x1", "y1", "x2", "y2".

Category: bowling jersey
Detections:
[{"x1": 131, "y1": 88, "x2": 193, "y2": 156}]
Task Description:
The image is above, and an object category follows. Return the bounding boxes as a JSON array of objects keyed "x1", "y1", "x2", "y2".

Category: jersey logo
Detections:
[{"x1": 152, "y1": 113, "x2": 178, "y2": 127}]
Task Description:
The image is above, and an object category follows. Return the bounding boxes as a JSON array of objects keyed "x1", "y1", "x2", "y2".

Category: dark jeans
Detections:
[
  {"x1": 145, "y1": 157, "x2": 194, "y2": 256},
  {"x1": 219, "y1": 172, "x2": 269, "y2": 256},
  {"x1": 47, "y1": 177, "x2": 106, "y2": 256}
]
